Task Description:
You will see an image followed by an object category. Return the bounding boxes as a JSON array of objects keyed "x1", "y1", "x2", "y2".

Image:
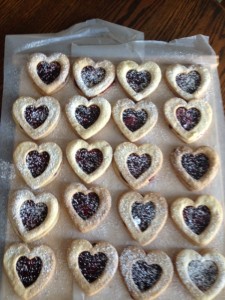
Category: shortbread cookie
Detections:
[
  {"x1": 164, "y1": 97, "x2": 212, "y2": 143},
  {"x1": 171, "y1": 195, "x2": 223, "y2": 246},
  {"x1": 73, "y1": 57, "x2": 115, "y2": 97},
  {"x1": 27, "y1": 53, "x2": 70, "y2": 94},
  {"x1": 9, "y1": 189, "x2": 59, "y2": 242},
  {"x1": 116, "y1": 60, "x2": 161, "y2": 101},
  {"x1": 119, "y1": 191, "x2": 168, "y2": 245},
  {"x1": 176, "y1": 249, "x2": 225, "y2": 300},
  {"x1": 166, "y1": 64, "x2": 211, "y2": 100},
  {"x1": 14, "y1": 141, "x2": 62, "y2": 190},
  {"x1": 64, "y1": 183, "x2": 111, "y2": 232},
  {"x1": 113, "y1": 98, "x2": 158, "y2": 142},
  {"x1": 120, "y1": 246, "x2": 173, "y2": 300},
  {"x1": 67, "y1": 239, "x2": 118, "y2": 295},
  {"x1": 3, "y1": 243, "x2": 56, "y2": 299},
  {"x1": 170, "y1": 146, "x2": 219, "y2": 191},
  {"x1": 114, "y1": 142, "x2": 163, "y2": 189},
  {"x1": 12, "y1": 96, "x2": 61, "y2": 140},
  {"x1": 66, "y1": 139, "x2": 112, "y2": 184},
  {"x1": 65, "y1": 95, "x2": 111, "y2": 139}
]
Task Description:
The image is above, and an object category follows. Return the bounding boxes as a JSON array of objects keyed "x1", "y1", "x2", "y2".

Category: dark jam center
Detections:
[
  {"x1": 176, "y1": 71, "x2": 201, "y2": 94},
  {"x1": 127, "y1": 153, "x2": 151, "y2": 179},
  {"x1": 26, "y1": 151, "x2": 50, "y2": 178},
  {"x1": 75, "y1": 148, "x2": 103, "y2": 174},
  {"x1": 37, "y1": 61, "x2": 61, "y2": 85},
  {"x1": 25, "y1": 105, "x2": 49, "y2": 129},
  {"x1": 181, "y1": 153, "x2": 210, "y2": 180},
  {"x1": 122, "y1": 109, "x2": 148, "y2": 132},
  {"x1": 16, "y1": 256, "x2": 42, "y2": 288},
  {"x1": 183, "y1": 205, "x2": 211, "y2": 235},
  {"x1": 176, "y1": 107, "x2": 201, "y2": 131},
  {"x1": 75, "y1": 105, "x2": 100, "y2": 129},
  {"x1": 126, "y1": 70, "x2": 151, "y2": 93},
  {"x1": 188, "y1": 260, "x2": 218, "y2": 292},
  {"x1": 81, "y1": 66, "x2": 106, "y2": 88},
  {"x1": 72, "y1": 192, "x2": 99, "y2": 220},
  {"x1": 78, "y1": 251, "x2": 108, "y2": 283},
  {"x1": 132, "y1": 261, "x2": 162, "y2": 292},
  {"x1": 131, "y1": 201, "x2": 156, "y2": 232}
]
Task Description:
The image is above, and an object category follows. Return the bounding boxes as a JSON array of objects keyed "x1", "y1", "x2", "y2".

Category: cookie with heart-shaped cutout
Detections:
[
  {"x1": 120, "y1": 246, "x2": 173, "y2": 300},
  {"x1": 119, "y1": 191, "x2": 168, "y2": 245},
  {"x1": 113, "y1": 98, "x2": 158, "y2": 142},
  {"x1": 166, "y1": 64, "x2": 211, "y2": 100},
  {"x1": 12, "y1": 96, "x2": 61, "y2": 140},
  {"x1": 170, "y1": 146, "x2": 219, "y2": 191},
  {"x1": 65, "y1": 95, "x2": 111, "y2": 139},
  {"x1": 14, "y1": 141, "x2": 62, "y2": 190},
  {"x1": 116, "y1": 60, "x2": 161, "y2": 101},
  {"x1": 164, "y1": 97, "x2": 212, "y2": 143},
  {"x1": 114, "y1": 142, "x2": 163, "y2": 189},
  {"x1": 3, "y1": 243, "x2": 56, "y2": 299},
  {"x1": 27, "y1": 53, "x2": 70, "y2": 95},
  {"x1": 171, "y1": 195, "x2": 223, "y2": 246},
  {"x1": 176, "y1": 249, "x2": 225, "y2": 300},
  {"x1": 73, "y1": 57, "x2": 115, "y2": 97},
  {"x1": 64, "y1": 183, "x2": 111, "y2": 232},
  {"x1": 67, "y1": 239, "x2": 118, "y2": 295},
  {"x1": 9, "y1": 189, "x2": 59, "y2": 242}
]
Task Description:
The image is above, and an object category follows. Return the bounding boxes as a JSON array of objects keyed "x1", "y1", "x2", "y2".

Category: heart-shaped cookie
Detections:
[
  {"x1": 3, "y1": 243, "x2": 56, "y2": 299},
  {"x1": 9, "y1": 189, "x2": 59, "y2": 242},
  {"x1": 113, "y1": 98, "x2": 158, "y2": 142},
  {"x1": 12, "y1": 96, "x2": 61, "y2": 140},
  {"x1": 170, "y1": 146, "x2": 219, "y2": 191},
  {"x1": 64, "y1": 183, "x2": 111, "y2": 232},
  {"x1": 176, "y1": 249, "x2": 225, "y2": 300},
  {"x1": 67, "y1": 239, "x2": 118, "y2": 295},
  {"x1": 13, "y1": 141, "x2": 62, "y2": 189},
  {"x1": 114, "y1": 142, "x2": 163, "y2": 189},
  {"x1": 166, "y1": 64, "x2": 211, "y2": 100},
  {"x1": 27, "y1": 53, "x2": 70, "y2": 94},
  {"x1": 116, "y1": 60, "x2": 161, "y2": 101},
  {"x1": 171, "y1": 195, "x2": 223, "y2": 246},
  {"x1": 73, "y1": 57, "x2": 115, "y2": 97},
  {"x1": 164, "y1": 97, "x2": 212, "y2": 143},
  {"x1": 119, "y1": 191, "x2": 168, "y2": 245},
  {"x1": 120, "y1": 246, "x2": 173, "y2": 300},
  {"x1": 65, "y1": 95, "x2": 111, "y2": 139},
  {"x1": 66, "y1": 139, "x2": 112, "y2": 184}
]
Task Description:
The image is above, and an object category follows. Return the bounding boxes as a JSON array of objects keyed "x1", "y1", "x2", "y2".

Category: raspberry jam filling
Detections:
[
  {"x1": 78, "y1": 251, "x2": 108, "y2": 283},
  {"x1": 126, "y1": 70, "x2": 151, "y2": 93},
  {"x1": 16, "y1": 256, "x2": 43, "y2": 288},
  {"x1": 132, "y1": 261, "x2": 162, "y2": 292},
  {"x1": 25, "y1": 105, "x2": 49, "y2": 129},
  {"x1": 176, "y1": 71, "x2": 201, "y2": 94},
  {"x1": 188, "y1": 260, "x2": 218, "y2": 292},
  {"x1": 183, "y1": 205, "x2": 211, "y2": 235},
  {"x1": 131, "y1": 201, "x2": 156, "y2": 232},
  {"x1": 127, "y1": 153, "x2": 151, "y2": 179},
  {"x1": 181, "y1": 153, "x2": 209, "y2": 180},
  {"x1": 75, "y1": 148, "x2": 103, "y2": 174},
  {"x1": 176, "y1": 107, "x2": 201, "y2": 131},
  {"x1": 37, "y1": 61, "x2": 61, "y2": 85},
  {"x1": 122, "y1": 109, "x2": 148, "y2": 132},
  {"x1": 75, "y1": 105, "x2": 100, "y2": 129},
  {"x1": 72, "y1": 192, "x2": 99, "y2": 220},
  {"x1": 81, "y1": 66, "x2": 106, "y2": 88},
  {"x1": 26, "y1": 151, "x2": 50, "y2": 178}
]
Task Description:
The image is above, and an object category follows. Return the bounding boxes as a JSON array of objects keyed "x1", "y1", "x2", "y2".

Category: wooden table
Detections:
[{"x1": 0, "y1": 0, "x2": 225, "y2": 109}]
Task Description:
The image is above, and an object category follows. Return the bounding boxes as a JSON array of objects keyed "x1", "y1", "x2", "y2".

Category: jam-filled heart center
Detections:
[
  {"x1": 131, "y1": 201, "x2": 156, "y2": 232},
  {"x1": 176, "y1": 71, "x2": 201, "y2": 94},
  {"x1": 75, "y1": 105, "x2": 100, "y2": 129},
  {"x1": 25, "y1": 105, "x2": 49, "y2": 129},
  {"x1": 176, "y1": 107, "x2": 201, "y2": 131},
  {"x1": 16, "y1": 256, "x2": 43, "y2": 288},
  {"x1": 26, "y1": 150, "x2": 50, "y2": 178},
  {"x1": 78, "y1": 251, "x2": 108, "y2": 283},
  {"x1": 123, "y1": 108, "x2": 148, "y2": 132},
  {"x1": 181, "y1": 153, "x2": 210, "y2": 180},
  {"x1": 37, "y1": 61, "x2": 61, "y2": 85},
  {"x1": 81, "y1": 66, "x2": 106, "y2": 88},
  {"x1": 72, "y1": 192, "x2": 99, "y2": 220},
  {"x1": 75, "y1": 148, "x2": 103, "y2": 174},
  {"x1": 127, "y1": 153, "x2": 151, "y2": 179},
  {"x1": 126, "y1": 70, "x2": 151, "y2": 93},
  {"x1": 188, "y1": 259, "x2": 218, "y2": 292}
]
